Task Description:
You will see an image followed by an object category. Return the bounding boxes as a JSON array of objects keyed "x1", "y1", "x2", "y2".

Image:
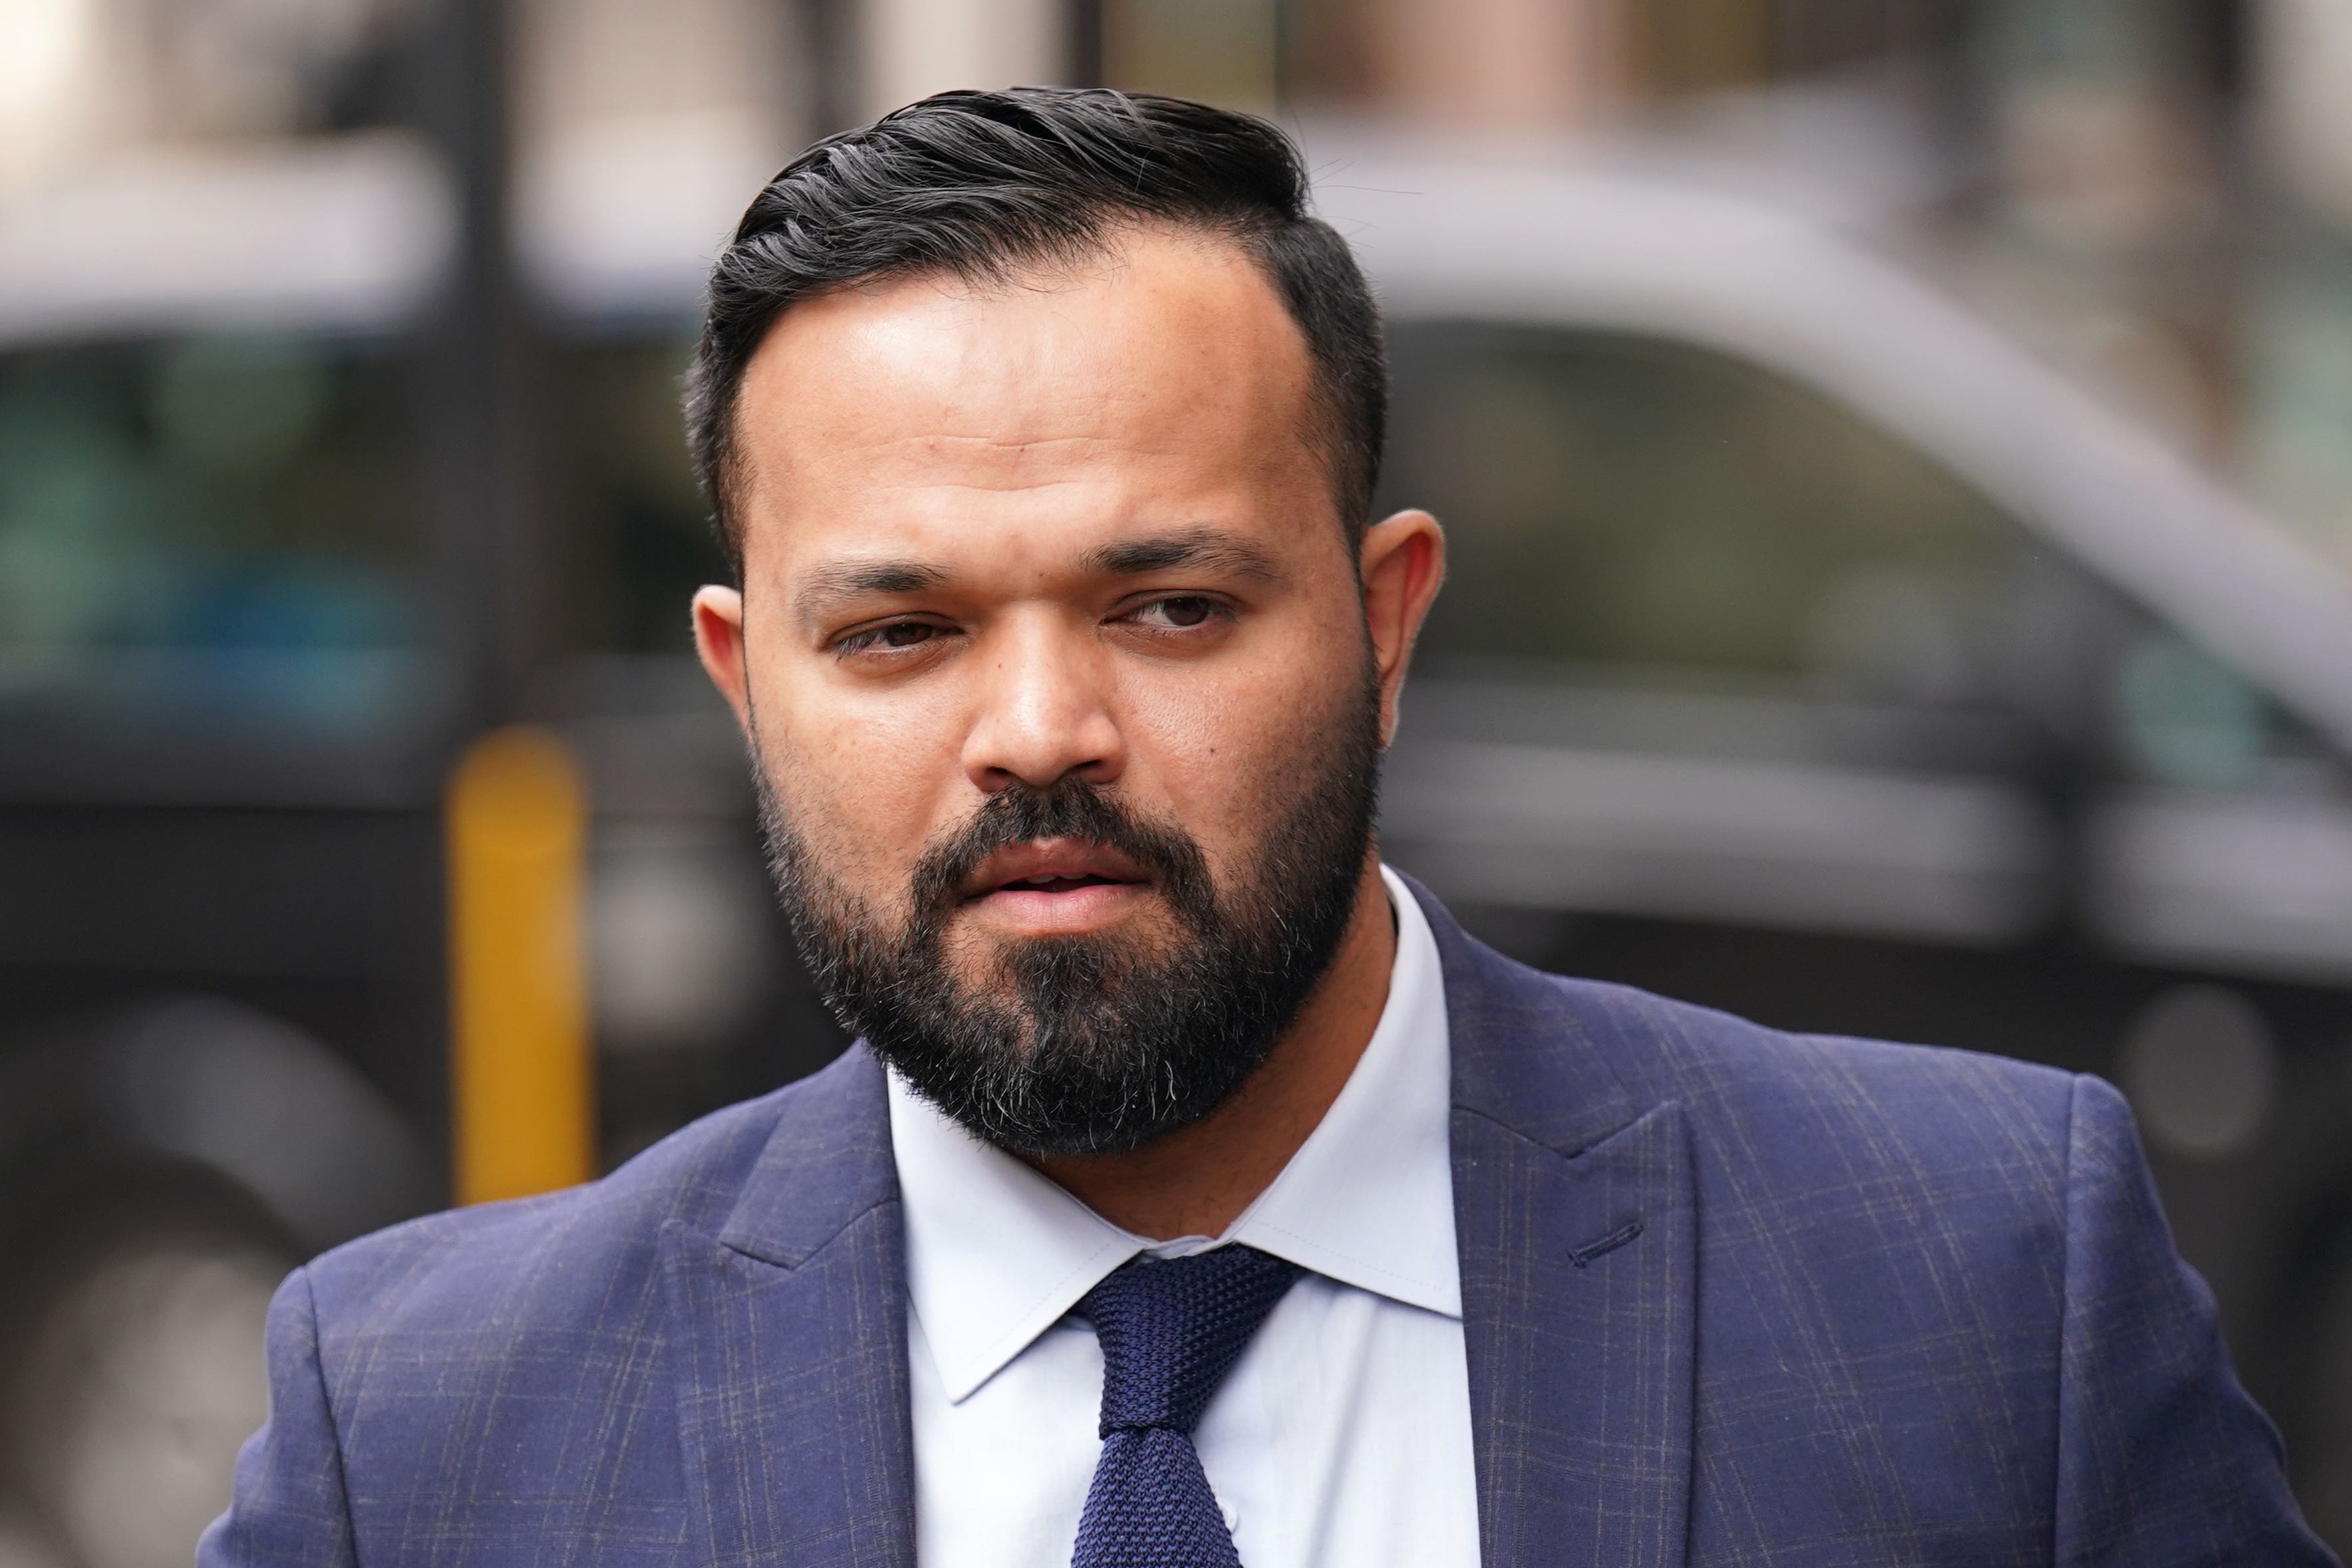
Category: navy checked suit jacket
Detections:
[{"x1": 203, "y1": 878, "x2": 2333, "y2": 1566}]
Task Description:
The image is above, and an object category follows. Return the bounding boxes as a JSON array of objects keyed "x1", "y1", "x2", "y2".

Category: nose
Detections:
[{"x1": 961, "y1": 612, "x2": 1125, "y2": 794}]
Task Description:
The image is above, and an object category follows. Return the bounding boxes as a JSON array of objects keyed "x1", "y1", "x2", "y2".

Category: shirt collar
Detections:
[{"x1": 888, "y1": 864, "x2": 1459, "y2": 1404}]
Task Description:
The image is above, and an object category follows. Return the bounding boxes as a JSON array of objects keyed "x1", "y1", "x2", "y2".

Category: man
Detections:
[{"x1": 204, "y1": 88, "x2": 2331, "y2": 1567}]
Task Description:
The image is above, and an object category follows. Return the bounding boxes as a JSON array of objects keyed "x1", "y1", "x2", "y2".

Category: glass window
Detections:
[
  {"x1": 0, "y1": 333, "x2": 421, "y2": 726},
  {"x1": 1380, "y1": 319, "x2": 2327, "y2": 788},
  {"x1": 549, "y1": 334, "x2": 726, "y2": 656},
  {"x1": 1387, "y1": 321, "x2": 2024, "y2": 695}
]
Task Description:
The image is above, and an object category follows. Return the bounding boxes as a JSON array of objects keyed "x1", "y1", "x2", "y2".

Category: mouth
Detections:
[
  {"x1": 995, "y1": 871, "x2": 1128, "y2": 891},
  {"x1": 960, "y1": 839, "x2": 1154, "y2": 931}
]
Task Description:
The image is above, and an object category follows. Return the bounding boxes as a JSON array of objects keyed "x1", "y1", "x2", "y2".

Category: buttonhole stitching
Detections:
[{"x1": 1569, "y1": 1220, "x2": 1644, "y2": 1269}]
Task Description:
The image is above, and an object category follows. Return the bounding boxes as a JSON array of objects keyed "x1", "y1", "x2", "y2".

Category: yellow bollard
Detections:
[{"x1": 446, "y1": 725, "x2": 594, "y2": 1205}]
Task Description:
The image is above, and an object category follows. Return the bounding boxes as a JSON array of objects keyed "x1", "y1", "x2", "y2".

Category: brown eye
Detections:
[
  {"x1": 1157, "y1": 596, "x2": 1214, "y2": 627},
  {"x1": 837, "y1": 620, "x2": 953, "y2": 659}
]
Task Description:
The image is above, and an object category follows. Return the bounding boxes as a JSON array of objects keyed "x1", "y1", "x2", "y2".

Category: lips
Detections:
[{"x1": 963, "y1": 839, "x2": 1150, "y2": 902}]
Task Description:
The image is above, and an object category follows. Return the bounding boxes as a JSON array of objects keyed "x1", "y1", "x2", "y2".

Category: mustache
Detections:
[{"x1": 906, "y1": 777, "x2": 1212, "y2": 921}]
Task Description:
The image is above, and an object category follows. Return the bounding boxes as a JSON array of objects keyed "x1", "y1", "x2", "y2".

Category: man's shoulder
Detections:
[
  {"x1": 1580, "y1": 969, "x2": 2075, "y2": 1135},
  {"x1": 298, "y1": 1047, "x2": 867, "y2": 1345},
  {"x1": 1418, "y1": 878, "x2": 2085, "y2": 1180},
  {"x1": 1481, "y1": 950, "x2": 2086, "y2": 1200},
  {"x1": 1490, "y1": 959, "x2": 2093, "y2": 1322}
]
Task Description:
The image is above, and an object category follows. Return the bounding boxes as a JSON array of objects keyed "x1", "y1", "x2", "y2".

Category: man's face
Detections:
[{"x1": 695, "y1": 225, "x2": 1441, "y2": 1154}]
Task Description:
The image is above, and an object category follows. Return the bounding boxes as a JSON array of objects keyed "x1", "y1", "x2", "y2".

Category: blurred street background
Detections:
[{"x1": 6, "y1": 1, "x2": 2352, "y2": 1563}]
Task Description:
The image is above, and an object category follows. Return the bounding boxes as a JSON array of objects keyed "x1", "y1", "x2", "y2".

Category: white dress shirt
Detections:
[{"x1": 887, "y1": 864, "x2": 1480, "y2": 1568}]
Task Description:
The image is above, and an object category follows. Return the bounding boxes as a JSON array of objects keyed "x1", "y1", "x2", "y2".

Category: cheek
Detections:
[
  {"x1": 1119, "y1": 612, "x2": 1363, "y2": 870},
  {"x1": 753, "y1": 673, "x2": 970, "y2": 885}
]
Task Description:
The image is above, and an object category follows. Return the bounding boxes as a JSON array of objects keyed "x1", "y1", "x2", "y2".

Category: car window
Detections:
[
  {"x1": 1386, "y1": 321, "x2": 2043, "y2": 698},
  {"x1": 551, "y1": 334, "x2": 726, "y2": 657},
  {"x1": 0, "y1": 334, "x2": 421, "y2": 728},
  {"x1": 1380, "y1": 319, "x2": 2329, "y2": 792}
]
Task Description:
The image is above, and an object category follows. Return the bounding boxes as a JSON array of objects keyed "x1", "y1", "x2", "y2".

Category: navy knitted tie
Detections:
[{"x1": 1069, "y1": 1247, "x2": 1302, "y2": 1568}]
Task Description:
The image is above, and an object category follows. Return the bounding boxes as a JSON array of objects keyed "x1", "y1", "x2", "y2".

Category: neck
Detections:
[{"x1": 1027, "y1": 858, "x2": 1397, "y2": 1241}]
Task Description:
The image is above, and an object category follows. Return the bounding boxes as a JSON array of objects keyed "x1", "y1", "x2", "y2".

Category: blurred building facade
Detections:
[
  {"x1": 7, "y1": 0, "x2": 2352, "y2": 594},
  {"x1": 7, "y1": 3, "x2": 2352, "y2": 1565}
]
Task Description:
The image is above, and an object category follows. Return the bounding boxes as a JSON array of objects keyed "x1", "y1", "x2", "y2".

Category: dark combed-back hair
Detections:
[{"x1": 685, "y1": 86, "x2": 1387, "y2": 579}]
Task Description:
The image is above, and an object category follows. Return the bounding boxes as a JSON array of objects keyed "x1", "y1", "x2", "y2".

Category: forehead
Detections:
[{"x1": 729, "y1": 226, "x2": 1329, "y2": 572}]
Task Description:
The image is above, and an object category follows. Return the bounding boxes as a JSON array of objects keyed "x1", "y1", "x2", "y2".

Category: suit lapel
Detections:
[
  {"x1": 664, "y1": 1046, "x2": 916, "y2": 1568},
  {"x1": 1412, "y1": 877, "x2": 1696, "y2": 1568}
]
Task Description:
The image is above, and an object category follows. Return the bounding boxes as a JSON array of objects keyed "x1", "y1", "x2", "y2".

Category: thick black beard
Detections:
[{"x1": 753, "y1": 676, "x2": 1382, "y2": 1157}]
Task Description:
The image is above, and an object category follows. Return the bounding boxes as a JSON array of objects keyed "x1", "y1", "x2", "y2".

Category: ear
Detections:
[
  {"x1": 1358, "y1": 509, "x2": 1446, "y2": 747},
  {"x1": 692, "y1": 585, "x2": 753, "y2": 735}
]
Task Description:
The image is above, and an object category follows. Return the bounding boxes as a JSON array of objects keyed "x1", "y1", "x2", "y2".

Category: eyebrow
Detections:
[
  {"x1": 793, "y1": 559, "x2": 949, "y2": 625},
  {"x1": 791, "y1": 527, "x2": 1283, "y2": 628},
  {"x1": 1081, "y1": 528, "x2": 1282, "y2": 581}
]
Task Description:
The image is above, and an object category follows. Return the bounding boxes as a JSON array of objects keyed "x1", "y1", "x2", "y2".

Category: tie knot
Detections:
[{"x1": 1079, "y1": 1247, "x2": 1301, "y2": 1438}]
